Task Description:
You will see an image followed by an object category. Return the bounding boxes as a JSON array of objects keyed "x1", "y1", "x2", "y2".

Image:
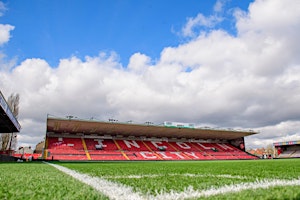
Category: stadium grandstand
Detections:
[
  {"x1": 43, "y1": 116, "x2": 259, "y2": 161},
  {"x1": 274, "y1": 140, "x2": 300, "y2": 159},
  {"x1": 0, "y1": 91, "x2": 21, "y2": 160}
]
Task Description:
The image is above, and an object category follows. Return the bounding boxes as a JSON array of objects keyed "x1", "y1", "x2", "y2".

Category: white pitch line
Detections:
[
  {"x1": 46, "y1": 162, "x2": 146, "y2": 200},
  {"x1": 104, "y1": 173, "x2": 247, "y2": 179},
  {"x1": 46, "y1": 162, "x2": 300, "y2": 200},
  {"x1": 151, "y1": 178, "x2": 300, "y2": 200}
]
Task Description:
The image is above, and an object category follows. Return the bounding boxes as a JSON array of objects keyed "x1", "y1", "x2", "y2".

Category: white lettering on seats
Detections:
[
  {"x1": 184, "y1": 152, "x2": 199, "y2": 159},
  {"x1": 170, "y1": 152, "x2": 185, "y2": 159},
  {"x1": 196, "y1": 143, "x2": 212, "y2": 150},
  {"x1": 176, "y1": 142, "x2": 191, "y2": 149},
  {"x1": 96, "y1": 139, "x2": 107, "y2": 147},
  {"x1": 157, "y1": 152, "x2": 172, "y2": 159},
  {"x1": 139, "y1": 151, "x2": 156, "y2": 159},
  {"x1": 151, "y1": 141, "x2": 167, "y2": 149},
  {"x1": 124, "y1": 140, "x2": 140, "y2": 148},
  {"x1": 217, "y1": 143, "x2": 233, "y2": 150}
]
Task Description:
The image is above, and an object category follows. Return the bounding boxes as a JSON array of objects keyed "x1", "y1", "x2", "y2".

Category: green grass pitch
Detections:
[{"x1": 1, "y1": 159, "x2": 299, "y2": 199}]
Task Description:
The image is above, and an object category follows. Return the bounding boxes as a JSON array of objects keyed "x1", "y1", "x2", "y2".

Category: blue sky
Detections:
[
  {"x1": 1, "y1": 0, "x2": 300, "y2": 149},
  {"x1": 2, "y1": 0, "x2": 252, "y2": 67}
]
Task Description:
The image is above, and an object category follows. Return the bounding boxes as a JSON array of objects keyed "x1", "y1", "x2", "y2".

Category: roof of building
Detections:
[
  {"x1": 0, "y1": 91, "x2": 21, "y2": 133},
  {"x1": 46, "y1": 117, "x2": 257, "y2": 140},
  {"x1": 273, "y1": 140, "x2": 300, "y2": 147}
]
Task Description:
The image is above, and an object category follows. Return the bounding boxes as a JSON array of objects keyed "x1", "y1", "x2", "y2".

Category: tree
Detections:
[
  {"x1": 266, "y1": 144, "x2": 275, "y2": 158},
  {"x1": 8, "y1": 93, "x2": 20, "y2": 118},
  {"x1": 0, "y1": 93, "x2": 19, "y2": 151},
  {"x1": 0, "y1": 133, "x2": 11, "y2": 150}
]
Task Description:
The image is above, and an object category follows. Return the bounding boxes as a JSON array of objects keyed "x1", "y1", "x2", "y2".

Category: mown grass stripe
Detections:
[{"x1": 46, "y1": 162, "x2": 145, "y2": 200}]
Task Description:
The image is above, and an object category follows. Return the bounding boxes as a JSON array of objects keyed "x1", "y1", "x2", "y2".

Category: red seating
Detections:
[
  {"x1": 89, "y1": 151, "x2": 128, "y2": 161},
  {"x1": 144, "y1": 140, "x2": 176, "y2": 151},
  {"x1": 169, "y1": 142, "x2": 199, "y2": 152},
  {"x1": 47, "y1": 137, "x2": 83, "y2": 150},
  {"x1": 195, "y1": 142, "x2": 217, "y2": 152},
  {"x1": 50, "y1": 154, "x2": 87, "y2": 160},
  {"x1": 116, "y1": 140, "x2": 149, "y2": 151},
  {"x1": 48, "y1": 148, "x2": 86, "y2": 155},
  {"x1": 32, "y1": 153, "x2": 42, "y2": 159},
  {"x1": 85, "y1": 138, "x2": 118, "y2": 151},
  {"x1": 14, "y1": 153, "x2": 22, "y2": 158},
  {"x1": 46, "y1": 137, "x2": 87, "y2": 160},
  {"x1": 14, "y1": 153, "x2": 42, "y2": 160},
  {"x1": 45, "y1": 137, "x2": 257, "y2": 161}
]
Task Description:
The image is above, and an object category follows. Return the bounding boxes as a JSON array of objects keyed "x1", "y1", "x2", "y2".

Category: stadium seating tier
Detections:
[{"x1": 44, "y1": 137, "x2": 257, "y2": 161}]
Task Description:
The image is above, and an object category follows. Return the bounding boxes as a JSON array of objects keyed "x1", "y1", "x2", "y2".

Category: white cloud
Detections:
[
  {"x1": 128, "y1": 52, "x2": 151, "y2": 73},
  {"x1": 0, "y1": 1, "x2": 7, "y2": 17},
  {"x1": 0, "y1": 24, "x2": 14, "y2": 45},
  {"x1": 235, "y1": 0, "x2": 300, "y2": 37},
  {"x1": 0, "y1": 0, "x2": 300, "y2": 149},
  {"x1": 213, "y1": 0, "x2": 227, "y2": 13},
  {"x1": 182, "y1": 14, "x2": 222, "y2": 37},
  {"x1": 0, "y1": 2, "x2": 14, "y2": 45},
  {"x1": 181, "y1": 0, "x2": 229, "y2": 38},
  {"x1": 17, "y1": 118, "x2": 45, "y2": 147},
  {"x1": 245, "y1": 121, "x2": 300, "y2": 149}
]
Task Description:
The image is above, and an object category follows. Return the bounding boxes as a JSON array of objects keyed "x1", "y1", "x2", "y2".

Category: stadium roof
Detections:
[
  {"x1": 273, "y1": 140, "x2": 300, "y2": 147},
  {"x1": 46, "y1": 117, "x2": 257, "y2": 140},
  {"x1": 0, "y1": 91, "x2": 21, "y2": 133}
]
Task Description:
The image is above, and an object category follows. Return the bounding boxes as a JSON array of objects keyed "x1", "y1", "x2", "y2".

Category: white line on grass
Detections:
[
  {"x1": 46, "y1": 162, "x2": 300, "y2": 200},
  {"x1": 104, "y1": 173, "x2": 247, "y2": 179},
  {"x1": 151, "y1": 178, "x2": 300, "y2": 200},
  {"x1": 46, "y1": 162, "x2": 146, "y2": 200}
]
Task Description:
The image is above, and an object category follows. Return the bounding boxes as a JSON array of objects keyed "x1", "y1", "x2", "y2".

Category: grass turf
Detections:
[
  {"x1": 60, "y1": 159, "x2": 300, "y2": 199},
  {"x1": 0, "y1": 159, "x2": 299, "y2": 199},
  {"x1": 0, "y1": 162, "x2": 108, "y2": 200}
]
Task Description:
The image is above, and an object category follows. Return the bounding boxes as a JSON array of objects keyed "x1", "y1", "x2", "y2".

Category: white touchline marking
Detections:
[
  {"x1": 151, "y1": 178, "x2": 300, "y2": 200},
  {"x1": 104, "y1": 173, "x2": 247, "y2": 179},
  {"x1": 45, "y1": 162, "x2": 146, "y2": 200},
  {"x1": 45, "y1": 162, "x2": 300, "y2": 200}
]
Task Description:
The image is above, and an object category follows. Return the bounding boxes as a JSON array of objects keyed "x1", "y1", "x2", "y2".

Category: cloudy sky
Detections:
[{"x1": 0, "y1": 0, "x2": 300, "y2": 150}]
